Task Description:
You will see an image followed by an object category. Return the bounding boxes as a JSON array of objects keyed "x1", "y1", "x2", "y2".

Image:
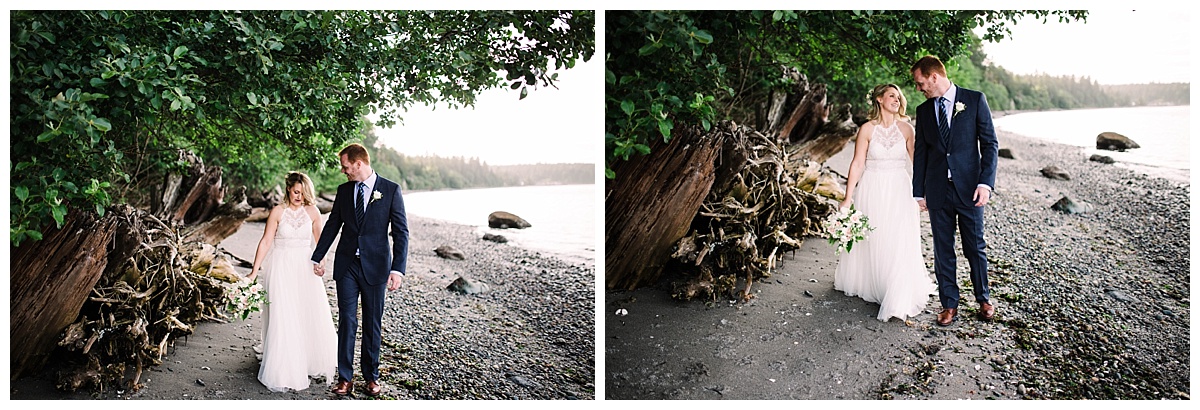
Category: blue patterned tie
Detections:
[
  {"x1": 936, "y1": 97, "x2": 951, "y2": 148},
  {"x1": 355, "y1": 182, "x2": 366, "y2": 227}
]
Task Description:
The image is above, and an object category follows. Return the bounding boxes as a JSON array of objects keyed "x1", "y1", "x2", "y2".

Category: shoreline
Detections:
[
  {"x1": 605, "y1": 128, "x2": 1189, "y2": 399},
  {"x1": 10, "y1": 214, "x2": 596, "y2": 400}
]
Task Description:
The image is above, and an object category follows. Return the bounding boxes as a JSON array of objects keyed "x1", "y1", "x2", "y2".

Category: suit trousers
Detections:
[
  {"x1": 335, "y1": 255, "x2": 388, "y2": 382},
  {"x1": 930, "y1": 180, "x2": 990, "y2": 309}
]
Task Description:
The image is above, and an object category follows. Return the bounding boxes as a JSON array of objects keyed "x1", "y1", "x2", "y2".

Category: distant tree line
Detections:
[
  {"x1": 492, "y1": 163, "x2": 595, "y2": 186},
  {"x1": 288, "y1": 124, "x2": 593, "y2": 194}
]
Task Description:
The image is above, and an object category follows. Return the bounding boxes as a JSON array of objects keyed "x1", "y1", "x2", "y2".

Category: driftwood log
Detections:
[
  {"x1": 10, "y1": 150, "x2": 252, "y2": 391},
  {"x1": 605, "y1": 123, "x2": 730, "y2": 290},
  {"x1": 605, "y1": 72, "x2": 856, "y2": 292},
  {"x1": 668, "y1": 125, "x2": 836, "y2": 302}
]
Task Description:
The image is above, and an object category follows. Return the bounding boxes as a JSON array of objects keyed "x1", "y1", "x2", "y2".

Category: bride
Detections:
[
  {"x1": 247, "y1": 172, "x2": 338, "y2": 392},
  {"x1": 833, "y1": 84, "x2": 936, "y2": 322}
]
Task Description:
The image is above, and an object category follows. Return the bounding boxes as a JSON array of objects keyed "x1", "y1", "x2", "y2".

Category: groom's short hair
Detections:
[
  {"x1": 911, "y1": 55, "x2": 946, "y2": 78},
  {"x1": 339, "y1": 143, "x2": 371, "y2": 165}
]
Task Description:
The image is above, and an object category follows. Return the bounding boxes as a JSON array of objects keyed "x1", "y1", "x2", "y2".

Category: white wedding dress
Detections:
[
  {"x1": 258, "y1": 206, "x2": 338, "y2": 392},
  {"x1": 833, "y1": 121, "x2": 936, "y2": 321}
]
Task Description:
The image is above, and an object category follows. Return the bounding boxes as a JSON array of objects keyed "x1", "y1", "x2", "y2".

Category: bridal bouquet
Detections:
[
  {"x1": 225, "y1": 279, "x2": 267, "y2": 321},
  {"x1": 823, "y1": 205, "x2": 873, "y2": 254}
]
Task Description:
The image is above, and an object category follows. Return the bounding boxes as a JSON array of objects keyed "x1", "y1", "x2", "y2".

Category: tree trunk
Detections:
[
  {"x1": 9, "y1": 205, "x2": 141, "y2": 379},
  {"x1": 605, "y1": 123, "x2": 734, "y2": 290}
]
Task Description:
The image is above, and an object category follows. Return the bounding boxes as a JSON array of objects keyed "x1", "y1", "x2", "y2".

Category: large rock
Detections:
[
  {"x1": 488, "y1": 211, "x2": 531, "y2": 229},
  {"x1": 434, "y1": 245, "x2": 466, "y2": 260},
  {"x1": 1040, "y1": 165, "x2": 1071, "y2": 181},
  {"x1": 1051, "y1": 196, "x2": 1093, "y2": 214},
  {"x1": 1096, "y1": 132, "x2": 1140, "y2": 151},
  {"x1": 482, "y1": 233, "x2": 508, "y2": 243},
  {"x1": 998, "y1": 148, "x2": 1017, "y2": 159},
  {"x1": 1089, "y1": 154, "x2": 1116, "y2": 164},
  {"x1": 447, "y1": 276, "x2": 490, "y2": 294}
]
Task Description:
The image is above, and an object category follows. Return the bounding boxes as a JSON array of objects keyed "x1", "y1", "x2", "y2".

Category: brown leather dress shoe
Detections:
[
  {"x1": 979, "y1": 302, "x2": 995, "y2": 321},
  {"x1": 364, "y1": 380, "x2": 383, "y2": 397},
  {"x1": 936, "y1": 308, "x2": 957, "y2": 326},
  {"x1": 332, "y1": 379, "x2": 352, "y2": 396}
]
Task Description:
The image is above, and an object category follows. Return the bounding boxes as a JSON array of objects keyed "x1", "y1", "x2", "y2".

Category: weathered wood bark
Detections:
[
  {"x1": 667, "y1": 127, "x2": 836, "y2": 301},
  {"x1": 182, "y1": 186, "x2": 251, "y2": 245},
  {"x1": 784, "y1": 102, "x2": 859, "y2": 165},
  {"x1": 10, "y1": 205, "x2": 140, "y2": 379},
  {"x1": 605, "y1": 124, "x2": 732, "y2": 290}
]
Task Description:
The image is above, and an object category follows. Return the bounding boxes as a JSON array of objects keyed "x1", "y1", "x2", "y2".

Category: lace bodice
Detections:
[
  {"x1": 866, "y1": 121, "x2": 910, "y2": 171},
  {"x1": 275, "y1": 206, "x2": 314, "y2": 249}
]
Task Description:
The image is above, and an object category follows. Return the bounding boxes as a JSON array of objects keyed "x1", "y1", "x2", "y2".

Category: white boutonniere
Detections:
[
  {"x1": 954, "y1": 102, "x2": 966, "y2": 116},
  {"x1": 370, "y1": 190, "x2": 382, "y2": 204}
]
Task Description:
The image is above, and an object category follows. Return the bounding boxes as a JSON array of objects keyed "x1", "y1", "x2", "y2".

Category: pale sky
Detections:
[
  {"x1": 976, "y1": 9, "x2": 1191, "y2": 85},
  {"x1": 370, "y1": 56, "x2": 601, "y2": 166}
]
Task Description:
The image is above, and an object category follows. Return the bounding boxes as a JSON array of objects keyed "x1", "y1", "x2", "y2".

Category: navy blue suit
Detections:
[
  {"x1": 913, "y1": 86, "x2": 998, "y2": 309},
  {"x1": 312, "y1": 174, "x2": 408, "y2": 383}
]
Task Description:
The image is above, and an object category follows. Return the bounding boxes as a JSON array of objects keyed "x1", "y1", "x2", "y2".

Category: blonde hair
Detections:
[
  {"x1": 867, "y1": 83, "x2": 909, "y2": 122},
  {"x1": 285, "y1": 171, "x2": 316, "y2": 206}
]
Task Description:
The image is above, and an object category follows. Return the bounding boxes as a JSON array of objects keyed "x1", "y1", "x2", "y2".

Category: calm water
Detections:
[
  {"x1": 991, "y1": 106, "x2": 1190, "y2": 182},
  {"x1": 402, "y1": 184, "x2": 596, "y2": 266}
]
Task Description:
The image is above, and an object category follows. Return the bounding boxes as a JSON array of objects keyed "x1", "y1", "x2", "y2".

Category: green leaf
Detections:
[
  {"x1": 638, "y1": 42, "x2": 662, "y2": 56},
  {"x1": 657, "y1": 118, "x2": 674, "y2": 140},
  {"x1": 91, "y1": 118, "x2": 112, "y2": 131},
  {"x1": 633, "y1": 144, "x2": 650, "y2": 155},
  {"x1": 605, "y1": 168, "x2": 615, "y2": 179},
  {"x1": 691, "y1": 30, "x2": 713, "y2": 44},
  {"x1": 90, "y1": 77, "x2": 107, "y2": 87},
  {"x1": 247, "y1": 92, "x2": 258, "y2": 105},
  {"x1": 605, "y1": 69, "x2": 616, "y2": 85},
  {"x1": 510, "y1": 81, "x2": 522, "y2": 90},
  {"x1": 96, "y1": 204, "x2": 106, "y2": 218},
  {"x1": 36, "y1": 129, "x2": 58, "y2": 142},
  {"x1": 37, "y1": 31, "x2": 56, "y2": 43},
  {"x1": 51, "y1": 204, "x2": 67, "y2": 227},
  {"x1": 15, "y1": 186, "x2": 29, "y2": 202},
  {"x1": 519, "y1": 86, "x2": 528, "y2": 100},
  {"x1": 173, "y1": 45, "x2": 188, "y2": 59},
  {"x1": 620, "y1": 100, "x2": 634, "y2": 116},
  {"x1": 26, "y1": 230, "x2": 43, "y2": 241}
]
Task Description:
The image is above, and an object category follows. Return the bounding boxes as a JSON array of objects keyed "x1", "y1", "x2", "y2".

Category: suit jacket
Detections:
[
  {"x1": 912, "y1": 86, "x2": 999, "y2": 209},
  {"x1": 311, "y1": 175, "x2": 409, "y2": 286}
]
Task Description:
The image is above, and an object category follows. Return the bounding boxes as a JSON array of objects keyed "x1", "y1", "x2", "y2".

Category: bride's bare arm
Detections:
[
  {"x1": 840, "y1": 122, "x2": 873, "y2": 209},
  {"x1": 249, "y1": 206, "x2": 282, "y2": 282}
]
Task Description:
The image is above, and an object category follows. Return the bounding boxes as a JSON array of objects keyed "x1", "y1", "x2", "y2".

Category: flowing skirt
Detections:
[
  {"x1": 834, "y1": 166, "x2": 937, "y2": 321},
  {"x1": 258, "y1": 243, "x2": 338, "y2": 392}
]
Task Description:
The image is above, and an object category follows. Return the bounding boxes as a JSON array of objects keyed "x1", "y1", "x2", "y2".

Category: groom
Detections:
[
  {"x1": 311, "y1": 143, "x2": 409, "y2": 396},
  {"x1": 910, "y1": 55, "x2": 999, "y2": 326}
]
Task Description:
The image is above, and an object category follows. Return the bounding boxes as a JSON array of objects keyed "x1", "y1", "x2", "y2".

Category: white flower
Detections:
[
  {"x1": 822, "y1": 205, "x2": 874, "y2": 254},
  {"x1": 954, "y1": 102, "x2": 966, "y2": 116},
  {"x1": 370, "y1": 190, "x2": 383, "y2": 203}
]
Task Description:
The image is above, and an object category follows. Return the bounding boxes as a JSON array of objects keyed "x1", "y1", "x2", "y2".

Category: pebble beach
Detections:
[{"x1": 605, "y1": 129, "x2": 1190, "y2": 400}]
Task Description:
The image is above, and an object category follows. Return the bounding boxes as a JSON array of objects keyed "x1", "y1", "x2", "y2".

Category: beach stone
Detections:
[
  {"x1": 1050, "y1": 196, "x2": 1093, "y2": 214},
  {"x1": 482, "y1": 233, "x2": 508, "y2": 243},
  {"x1": 1040, "y1": 165, "x2": 1071, "y2": 181},
  {"x1": 1104, "y1": 288, "x2": 1137, "y2": 303},
  {"x1": 1089, "y1": 154, "x2": 1116, "y2": 164},
  {"x1": 998, "y1": 148, "x2": 1017, "y2": 159},
  {"x1": 488, "y1": 211, "x2": 532, "y2": 229},
  {"x1": 1096, "y1": 132, "x2": 1140, "y2": 151},
  {"x1": 434, "y1": 245, "x2": 466, "y2": 260},
  {"x1": 447, "y1": 276, "x2": 490, "y2": 294}
]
